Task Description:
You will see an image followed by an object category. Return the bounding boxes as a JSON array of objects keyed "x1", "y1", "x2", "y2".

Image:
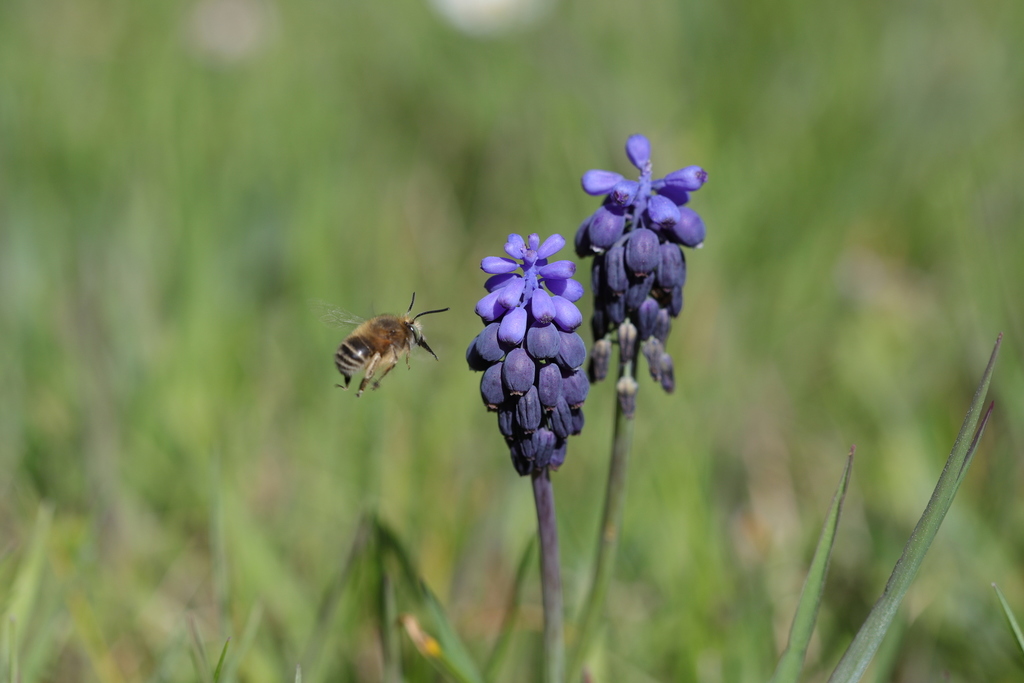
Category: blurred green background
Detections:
[{"x1": 2, "y1": 0, "x2": 1023, "y2": 680}]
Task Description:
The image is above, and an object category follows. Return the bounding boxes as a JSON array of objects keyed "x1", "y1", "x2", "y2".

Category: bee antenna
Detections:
[
  {"x1": 413, "y1": 307, "x2": 450, "y2": 321},
  {"x1": 406, "y1": 292, "x2": 416, "y2": 315}
]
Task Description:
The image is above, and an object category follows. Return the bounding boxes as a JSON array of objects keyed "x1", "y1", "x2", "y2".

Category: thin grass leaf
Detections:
[
  {"x1": 3, "y1": 504, "x2": 53, "y2": 644},
  {"x1": 301, "y1": 514, "x2": 371, "y2": 674},
  {"x1": 219, "y1": 602, "x2": 263, "y2": 683},
  {"x1": 188, "y1": 616, "x2": 214, "y2": 683},
  {"x1": 294, "y1": 664, "x2": 302, "y2": 683},
  {"x1": 992, "y1": 583, "x2": 1024, "y2": 663},
  {"x1": 484, "y1": 538, "x2": 537, "y2": 680},
  {"x1": 379, "y1": 566, "x2": 401, "y2": 683},
  {"x1": 400, "y1": 614, "x2": 483, "y2": 683},
  {"x1": 211, "y1": 638, "x2": 230, "y2": 683},
  {"x1": 770, "y1": 448, "x2": 854, "y2": 683},
  {"x1": 375, "y1": 519, "x2": 485, "y2": 683},
  {"x1": 7, "y1": 617, "x2": 17, "y2": 683},
  {"x1": 828, "y1": 335, "x2": 1001, "y2": 683}
]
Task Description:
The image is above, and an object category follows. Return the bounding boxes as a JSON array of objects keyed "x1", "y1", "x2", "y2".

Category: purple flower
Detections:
[
  {"x1": 575, "y1": 134, "x2": 707, "y2": 396},
  {"x1": 469, "y1": 233, "x2": 589, "y2": 475}
]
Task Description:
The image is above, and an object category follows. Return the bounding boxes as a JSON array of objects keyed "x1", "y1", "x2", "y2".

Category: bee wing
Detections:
[{"x1": 308, "y1": 299, "x2": 365, "y2": 329}]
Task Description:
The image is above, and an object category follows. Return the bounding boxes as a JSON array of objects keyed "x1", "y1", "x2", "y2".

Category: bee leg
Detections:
[
  {"x1": 371, "y1": 360, "x2": 398, "y2": 391},
  {"x1": 335, "y1": 373, "x2": 352, "y2": 390},
  {"x1": 356, "y1": 353, "x2": 382, "y2": 397}
]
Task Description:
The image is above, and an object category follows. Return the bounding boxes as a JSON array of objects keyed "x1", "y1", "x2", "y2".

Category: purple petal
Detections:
[
  {"x1": 551, "y1": 296, "x2": 583, "y2": 332},
  {"x1": 528, "y1": 233, "x2": 540, "y2": 251},
  {"x1": 530, "y1": 289, "x2": 555, "y2": 323},
  {"x1": 647, "y1": 195, "x2": 681, "y2": 230},
  {"x1": 636, "y1": 298, "x2": 660, "y2": 339},
  {"x1": 485, "y1": 273, "x2": 519, "y2": 292},
  {"x1": 663, "y1": 165, "x2": 707, "y2": 191},
  {"x1": 550, "y1": 438, "x2": 568, "y2": 469},
  {"x1": 475, "y1": 290, "x2": 507, "y2": 321},
  {"x1": 574, "y1": 218, "x2": 594, "y2": 257},
  {"x1": 550, "y1": 397, "x2": 572, "y2": 438},
  {"x1": 481, "y1": 256, "x2": 520, "y2": 275},
  {"x1": 537, "y1": 234, "x2": 566, "y2": 259},
  {"x1": 626, "y1": 134, "x2": 651, "y2": 169},
  {"x1": 497, "y1": 275, "x2": 526, "y2": 308},
  {"x1": 625, "y1": 274, "x2": 654, "y2": 310},
  {"x1": 605, "y1": 245, "x2": 628, "y2": 293},
  {"x1": 504, "y1": 234, "x2": 526, "y2": 259},
  {"x1": 654, "y1": 308, "x2": 671, "y2": 342},
  {"x1": 656, "y1": 243, "x2": 686, "y2": 288},
  {"x1": 581, "y1": 169, "x2": 625, "y2": 196},
  {"x1": 498, "y1": 306, "x2": 527, "y2": 344},
  {"x1": 544, "y1": 277, "x2": 583, "y2": 302},
  {"x1": 538, "y1": 260, "x2": 576, "y2": 279}
]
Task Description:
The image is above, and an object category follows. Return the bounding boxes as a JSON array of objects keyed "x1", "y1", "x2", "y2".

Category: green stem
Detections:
[
  {"x1": 532, "y1": 467, "x2": 565, "y2": 683},
  {"x1": 569, "y1": 361, "x2": 636, "y2": 681}
]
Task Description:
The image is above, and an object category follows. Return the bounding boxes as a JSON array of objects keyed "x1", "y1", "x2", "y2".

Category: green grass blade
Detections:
[
  {"x1": 484, "y1": 537, "x2": 537, "y2": 680},
  {"x1": 375, "y1": 519, "x2": 485, "y2": 683},
  {"x1": 3, "y1": 503, "x2": 54, "y2": 641},
  {"x1": 992, "y1": 583, "x2": 1024, "y2": 662},
  {"x1": 828, "y1": 335, "x2": 1001, "y2": 683},
  {"x1": 770, "y1": 448, "x2": 854, "y2": 683},
  {"x1": 188, "y1": 616, "x2": 214, "y2": 683},
  {"x1": 294, "y1": 664, "x2": 302, "y2": 683},
  {"x1": 211, "y1": 638, "x2": 230, "y2": 683}
]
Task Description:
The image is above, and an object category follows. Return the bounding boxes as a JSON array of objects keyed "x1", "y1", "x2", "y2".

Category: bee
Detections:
[{"x1": 311, "y1": 293, "x2": 450, "y2": 397}]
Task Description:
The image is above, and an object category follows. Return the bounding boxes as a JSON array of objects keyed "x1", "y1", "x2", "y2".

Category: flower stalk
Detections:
[{"x1": 533, "y1": 467, "x2": 565, "y2": 683}]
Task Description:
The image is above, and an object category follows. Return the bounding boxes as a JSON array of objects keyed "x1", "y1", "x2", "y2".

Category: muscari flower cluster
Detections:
[
  {"x1": 575, "y1": 134, "x2": 707, "y2": 411},
  {"x1": 468, "y1": 233, "x2": 588, "y2": 476}
]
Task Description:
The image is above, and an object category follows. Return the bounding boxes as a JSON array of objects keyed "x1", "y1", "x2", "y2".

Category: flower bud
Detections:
[
  {"x1": 498, "y1": 405, "x2": 517, "y2": 437},
  {"x1": 642, "y1": 338, "x2": 664, "y2": 382},
  {"x1": 531, "y1": 429, "x2": 556, "y2": 469},
  {"x1": 616, "y1": 375, "x2": 638, "y2": 419},
  {"x1": 665, "y1": 207, "x2": 705, "y2": 248},
  {"x1": 551, "y1": 296, "x2": 583, "y2": 332},
  {"x1": 659, "y1": 353, "x2": 675, "y2": 393},
  {"x1": 549, "y1": 396, "x2": 573, "y2": 438},
  {"x1": 625, "y1": 134, "x2": 651, "y2": 169},
  {"x1": 503, "y1": 234, "x2": 526, "y2": 259},
  {"x1": 574, "y1": 217, "x2": 594, "y2": 257},
  {"x1": 498, "y1": 306, "x2": 527, "y2": 344},
  {"x1": 526, "y1": 322, "x2": 560, "y2": 359},
  {"x1": 538, "y1": 260, "x2": 576, "y2": 280},
  {"x1": 581, "y1": 169, "x2": 625, "y2": 196},
  {"x1": 537, "y1": 363, "x2": 563, "y2": 407},
  {"x1": 475, "y1": 290, "x2": 507, "y2": 321},
  {"x1": 588, "y1": 338, "x2": 612, "y2": 382},
  {"x1": 625, "y1": 228, "x2": 660, "y2": 276},
  {"x1": 562, "y1": 368, "x2": 590, "y2": 408},
  {"x1": 550, "y1": 439, "x2": 568, "y2": 469},
  {"x1": 484, "y1": 273, "x2": 518, "y2": 292},
  {"x1": 605, "y1": 245, "x2": 628, "y2": 294},
  {"x1": 474, "y1": 322, "x2": 504, "y2": 362},
  {"x1": 544, "y1": 277, "x2": 584, "y2": 302},
  {"x1": 606, "y1": 295, "x2": 626, "y2": 325},
  {"x1": 502, "y1": 348, "x2": 535, "y2": 395},
  {"x1": 618, "y1": 320, "x2": 637, "y2": 363},
  {"x1": 654, "y1": 308, "x2": 672, "y2": 342},
  {"x1": 515, "y1": 386, "x2": 542, "y2": 432},
  {"x1": 555, "y1": 331, "x2": 587, "y2": 370},
  {"x1": 481, "y1": 362, "x2": 505, "y2": 409},
  {"x1": 609, "y1": 180, "x2": 639, "y2": 206},
  {"x1": 530, "y1": 289, "x2": 555, "y2": 324},
  {"x1": 570, "y1": 407, "x2": 584, "y2": 435},
  {"x1": 481, "y1": 256, "x2": 520, "y2": 274},
  {"x1": 669, "y1": 285, "x2": 683, "y2": 316},
  {"x1": 647, "y1": 195, "x2": 681, "y2": 231},
  {"x1": 663, "y1": 165, "x2": 707, "y2": 191},
  {"x1": 537, "y1": 234, "x2": 566, "y2": 259},
  {"x1": 587, "y1": 204, "x2": 626, "y2": 250},
  {"x1": 466, "y1": 336, "x2": 489, "y2": 371},
  {"x1": 636, "y1": 298, "x2": 659, "y2": 340},
  {"x1": 624, "y1": 274, "x2": 654, "y2": 310},
  {"x1": 656, "y1": 244, "x2": 686, "y2": 288}
]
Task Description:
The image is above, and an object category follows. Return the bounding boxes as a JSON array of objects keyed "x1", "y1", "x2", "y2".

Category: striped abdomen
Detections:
[{"x1": 335, "y1": 335, "x2": 375, "y2": 379}]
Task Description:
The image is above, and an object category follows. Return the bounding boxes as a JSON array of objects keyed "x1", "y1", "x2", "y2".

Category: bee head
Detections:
[{"x1": 405, "y1": 292, "x2": 449, "y2": 361}]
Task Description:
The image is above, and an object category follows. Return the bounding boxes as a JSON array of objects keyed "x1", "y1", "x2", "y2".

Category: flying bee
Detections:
[{"x1": 310, "y1": 293, "x2": 450, "y2": 397}]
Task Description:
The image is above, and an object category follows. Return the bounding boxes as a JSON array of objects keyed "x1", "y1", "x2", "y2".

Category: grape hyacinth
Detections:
[
  {"x1": 468, "y1": 233, "x2": 588, "y2": 475},
  {"x1": 575, "y1": 134, "x2": 707, "y2": 412}
]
